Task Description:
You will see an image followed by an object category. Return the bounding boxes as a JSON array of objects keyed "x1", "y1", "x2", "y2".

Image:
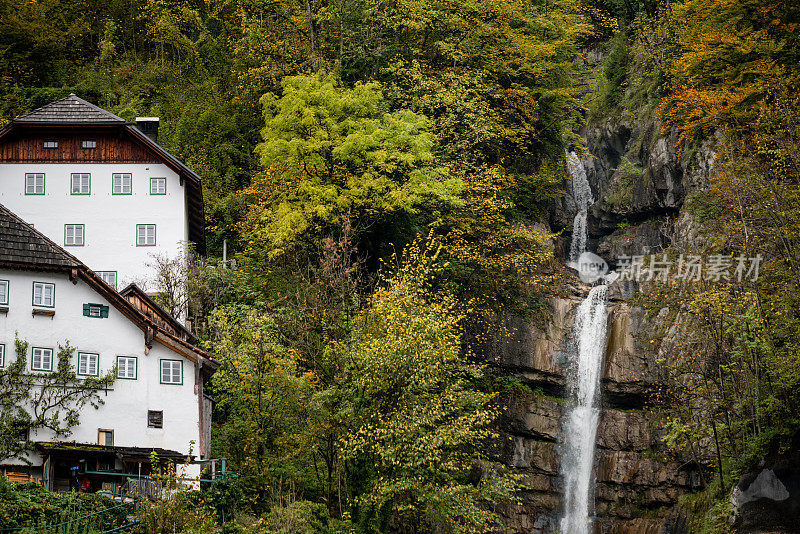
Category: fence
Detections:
[{"x1": 0, "y1": 501, "x2": 138, "y2": 534}]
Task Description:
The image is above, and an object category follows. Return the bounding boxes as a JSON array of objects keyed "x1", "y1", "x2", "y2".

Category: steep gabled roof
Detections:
[
  {"x1": 0, "y1": 203, "x2": 218, "y2": 373},
  {"x1": 0, "y1": 205, "x2": 81, "y2": 269},
  {"x1": 13, "y1": 94, "x2": 127, "y2": 125}
]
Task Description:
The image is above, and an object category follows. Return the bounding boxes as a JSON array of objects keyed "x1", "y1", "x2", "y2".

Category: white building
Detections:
[
  {"x1": 0, "y1": 203, "x2": 217, "y2": 491},
  {"x1": 0, "y1": 94, "x2": 205, "y2": 291}
]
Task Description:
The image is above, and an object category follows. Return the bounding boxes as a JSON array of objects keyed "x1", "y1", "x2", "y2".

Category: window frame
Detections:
[
  {"x1": 31, "y1": 347, "x2": 54, "y2": 372},
  {"x1": 150, "y1": 177, "x2": 167, "y2": 195},
  {"x1": 82, "y1": 140, "x2": 97, "y2": 149},
  {"x1": 32, "y1": 281, "x2": 55, "y2": 308},
  {"x1": 116, "y1": 356, "x2": 137, "y2": 380},
  {"x1": 112, "y1": 173, "x2": 133, "y2": 195},
  {"x1": 43, "y1": 140, "x2": 58, "y2": 149},
  {"x1": 97, "y1": 271, "x2": 117, "y2": 290},
  {"x1": 0, "y1": 344, "x2": 5, "y2": 368},
  {"x1": 24, "y1": 173, "x2": 45, "y2": 195},
  {"x1": 159, "y1": 359, "x2": 183, "y2": 385},
  {"x1": 64, "y1": 224, "x2": 85, "y2": 247},
  {"x1": 147, "y1": 410, "x2": 164, "y2": 429},
  {"x1": 135, "y1": 224, "x2": 157, "y2": 247},
  {"x1": 70, "y1": 173, "x2": 91, "y2": 195},
  {"x1": 97, "y1": 428, "x2": 114, "y2": 446},
  {"x1": 0, "y1": 279, "x2": 8, "y2": 305},
  {"x1": 77, "y1": 352, "x2": 100, "y2": 377}
]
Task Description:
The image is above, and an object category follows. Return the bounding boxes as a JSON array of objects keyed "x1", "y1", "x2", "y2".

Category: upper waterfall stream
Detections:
[{"x1": 566, "y1": 150, "x2": 593, "y2": 265}]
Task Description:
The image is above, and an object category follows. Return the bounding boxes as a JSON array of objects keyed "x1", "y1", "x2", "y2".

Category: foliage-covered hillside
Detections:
[{"x1": 4, "y1": 0, "x2": 800, "y2": 531}]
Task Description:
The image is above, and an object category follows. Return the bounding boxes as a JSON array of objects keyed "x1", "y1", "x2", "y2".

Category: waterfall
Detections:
[
  {"x1": 560, "y1": 285, "x2": 608, "y2": 534},
  {"x1": 566, "y1": 150, "x2": 593, "y2": 265},
  {"x1": 559, "y1": 150, "x2": 609, "y2": 533}
]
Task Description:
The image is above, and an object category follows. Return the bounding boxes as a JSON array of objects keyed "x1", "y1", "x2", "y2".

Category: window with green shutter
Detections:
[{"x1": 83, "y1": 303, "x2": 109, "y2": 318}]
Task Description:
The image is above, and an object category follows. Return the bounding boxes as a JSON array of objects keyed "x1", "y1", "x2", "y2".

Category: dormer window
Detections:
[
  {"x1": 82, "y1": 140, "x2": 96, "y2": 149},
  {"x1": 43, "y1": 141, "x2": 58, "y2": 148}
]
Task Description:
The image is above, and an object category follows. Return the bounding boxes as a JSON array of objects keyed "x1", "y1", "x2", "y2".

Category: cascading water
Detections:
[
  {"x1": 566, "y1": 150, "x2": 593, "y2": 265},
  {"x1": 559, "y1": 151, "x2": 609, "y2": 534},
  {"x1": 559, "y1": 285, "x2": 608, "y2": 534}
]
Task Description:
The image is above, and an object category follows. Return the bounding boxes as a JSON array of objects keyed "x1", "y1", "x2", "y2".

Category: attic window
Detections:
[
  {"x1": 82, "y1": 140, "x2": 96, "y2": 149},
  {"x1": 147, "y1": 410, "x2": 163, "y2": 429},
  {"x1": 43, "y1": 141, "x2": 58, "y2": 148}
]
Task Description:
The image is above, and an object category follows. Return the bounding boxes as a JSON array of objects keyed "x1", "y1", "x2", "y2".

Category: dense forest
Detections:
[{"x1": 2, "y1": 0, "x2": 800, "y2": 532}]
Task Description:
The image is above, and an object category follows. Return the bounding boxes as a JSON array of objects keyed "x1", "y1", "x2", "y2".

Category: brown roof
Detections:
[
  {"x1": 14, "y1": 94, "x2": 126, "y2": 125},
  {"x1": 120, "y1": 283, "x2": 198, "y2": 344},
  {"x1": 0, "y1": 205, "x2": 81, "y2": 269}
]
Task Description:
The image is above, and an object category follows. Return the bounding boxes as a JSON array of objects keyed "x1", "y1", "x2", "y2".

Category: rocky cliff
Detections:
[
  {"x1": 483, "y1": 46, "x2": 723, "y2": 533},
  {"x1": 483, "y1": 294, "x2": 700, "y2": 533}
]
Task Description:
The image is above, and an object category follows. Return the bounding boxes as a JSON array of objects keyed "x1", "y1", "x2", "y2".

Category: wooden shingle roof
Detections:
[
  {"x1": 13, "y1": 94, "x2": 126, "y2": 125},
  {"x1": 0, "y1": 204, "x2": 81, "y2": 269}
]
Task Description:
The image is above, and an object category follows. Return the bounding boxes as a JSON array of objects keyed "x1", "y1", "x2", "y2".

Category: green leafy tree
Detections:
[{"x1": 251, "y1": 72, "x2": 462, "y2": 258}]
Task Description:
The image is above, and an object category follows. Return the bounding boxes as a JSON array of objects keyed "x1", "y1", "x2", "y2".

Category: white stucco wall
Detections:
[
  {"x1": 0, "y1": 163, "x2": 189, "y2": 290},
  {"x1": 0, "y1": 269, "x2": 202, "y2": 468}
]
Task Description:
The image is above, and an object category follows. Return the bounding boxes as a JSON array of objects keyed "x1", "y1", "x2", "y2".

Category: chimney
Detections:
[{"x1": 135, "y1": 117, "x2": 160, "y2": 143}]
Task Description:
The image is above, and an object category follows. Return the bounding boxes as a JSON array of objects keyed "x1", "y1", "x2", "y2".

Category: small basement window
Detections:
[
  {"x1": 147, "y1": 410, "x2": 163, "y2": 428},
  {"x1": 32, "y1": 282, "x2": 55, "y2": 308},
  {"x1": 97, "y1": 429, "x2": 114, "y2": 446},
  {"x1": 83, "y1": 303, "x2": 109, "y2": 318},
  {"x1": 43, "y1": 141, "x2": 58, "y2": 148},
  {"x1": 82, "y1": 140, "x2": 96, "y2": 148}
]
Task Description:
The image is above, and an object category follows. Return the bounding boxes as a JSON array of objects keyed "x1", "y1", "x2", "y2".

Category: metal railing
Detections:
[{"x1": 0, "y1": 501, "x2": 137, "y2": 534}]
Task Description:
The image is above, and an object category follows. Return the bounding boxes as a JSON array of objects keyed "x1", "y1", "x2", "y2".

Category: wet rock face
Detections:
[
  {"x1": 488, "y1": 296, "x2": 699, "y2": 533},
  {"x1": 550, "y1": 111, "x2": 717, "y2": 265}
]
